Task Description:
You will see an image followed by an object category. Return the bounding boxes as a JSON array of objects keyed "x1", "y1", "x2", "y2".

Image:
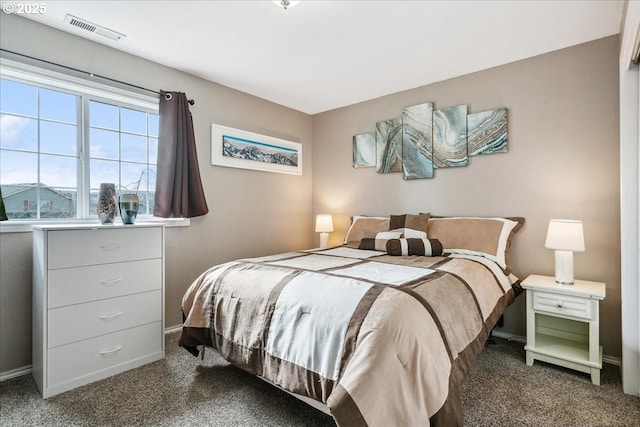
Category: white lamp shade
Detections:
[
  {"x1": 544, "y1": 219, "x2": 585, "y2": 252},
  {"x1": 315, "y1": 214, "x2": 334, "y2": 233}
]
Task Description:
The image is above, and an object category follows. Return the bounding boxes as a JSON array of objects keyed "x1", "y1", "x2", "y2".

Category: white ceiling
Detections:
[{"x1": 15, "y1": 0, "x2": 624, "y2": 114}]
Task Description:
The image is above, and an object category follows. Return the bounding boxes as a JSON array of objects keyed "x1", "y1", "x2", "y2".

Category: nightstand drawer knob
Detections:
[{"x1": 557, "y1": 303, "x2": 563, "y2": 308}]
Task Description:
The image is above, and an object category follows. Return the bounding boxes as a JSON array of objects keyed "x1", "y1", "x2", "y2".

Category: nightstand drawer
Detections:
[{"x1": 533, "y1": 291, "x2": 591, "y2": 319}]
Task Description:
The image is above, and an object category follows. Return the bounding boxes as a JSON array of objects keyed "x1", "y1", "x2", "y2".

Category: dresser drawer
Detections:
[
  {"x1": 48, "y1": 259, "x2": 162, "y2": 308},
  {"x1": 533, "y1": 291, "x2": 591, "y2": 319},
  {"x1": 47, "y1": 321, "x2": 162, "y2": 388},
  {"x1": 48, "y1": 227, "x2": 162, "y2": 269},
  {"x1": 48, "y1": 290, "x2": 162, "y2": 348}
]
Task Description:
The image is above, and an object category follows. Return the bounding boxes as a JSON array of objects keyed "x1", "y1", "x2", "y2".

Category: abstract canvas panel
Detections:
[
  {"x1": 468, "y1": 108, "x2": 508, "y2": 155},
  {"x1": 433, "y1": 105, "x2": 468, "y2": 168},
  {"x1": 353, "y1": 132, "x2": 377, "y2": 168},
  {"x1": 402, "y1": 102, "x2": 434, "y2": 180},
  {"x1": 376, "y1": 117, "x2": 403, "y2": 173}
]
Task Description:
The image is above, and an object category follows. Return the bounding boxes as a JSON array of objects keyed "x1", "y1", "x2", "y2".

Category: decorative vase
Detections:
[
  {"x1": 97, "y1": 183, "x2": 117, "y2": 225},
  {"x1": 119, "y1": 193, "x2": 139, "y2": 225}
]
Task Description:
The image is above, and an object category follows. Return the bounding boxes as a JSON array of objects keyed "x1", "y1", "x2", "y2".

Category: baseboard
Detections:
[
  {"x1": 0, "y1": 326, "x2": 184, "y2": 382},
  {"x1": 164, "y1": 324, "x2": 183, "y2": 334},
  {"x1": 491, "y1": 330, "x2": 622, "y2": 366},
  {"x1": 491, "y1": 330, "x2": 527, "y2": 343},
  {"x1": 0, "y1": 365, "x2": 32, "y2": 382}
]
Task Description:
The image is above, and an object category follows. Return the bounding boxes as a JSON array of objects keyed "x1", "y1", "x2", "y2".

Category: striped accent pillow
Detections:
[
  {"x1": 386, "y1": 238, "x2": 444, "y2": 256},
  {"x1": 358, "y1": 231, "x2": 403, "y2": 251}
]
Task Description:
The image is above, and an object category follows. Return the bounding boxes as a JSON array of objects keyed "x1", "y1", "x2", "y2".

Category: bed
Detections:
[{"x1": 179, "y1": 214, "x2": 524, "y2": 426}]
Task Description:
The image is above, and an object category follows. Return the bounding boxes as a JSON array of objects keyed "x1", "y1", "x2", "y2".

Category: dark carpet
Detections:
[{"x1": 1, "y1": 331, "x2": 638, "y2": 426}]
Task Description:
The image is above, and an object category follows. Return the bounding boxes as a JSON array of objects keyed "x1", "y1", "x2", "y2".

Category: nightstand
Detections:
[{"x1": 521, "y1": 274, "x2": 606, "y2": 385}]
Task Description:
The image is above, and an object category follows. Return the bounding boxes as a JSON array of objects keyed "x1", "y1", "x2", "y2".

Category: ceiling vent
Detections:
[{"x1": 64, "y1": 14, "x2": 125, "y2": 42}]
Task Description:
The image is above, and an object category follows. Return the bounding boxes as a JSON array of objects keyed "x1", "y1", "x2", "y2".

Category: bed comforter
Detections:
[{"x1": 179, "y1": 246, "x2": 521, "y2": 427}]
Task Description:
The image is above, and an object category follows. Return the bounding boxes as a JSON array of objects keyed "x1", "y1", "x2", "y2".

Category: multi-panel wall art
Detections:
[
  {"x1": 352, "y1": 103, "x2": 508, "y2": 180},
  {"x1": 468, "y1": 108, "x2": 508, "y2": 156},
  {"x1": 353, "y1": 132, "x2": 377, "y2": 168},
  {"x1": 376, "y1": 117, "x2": 403, "y2": 173},
  {"x1": 433, "y1": 105, "x2": 468, "y2": 168},
  {"x1": 402, "y1": 102, "x2": 434, "y2": 180}
]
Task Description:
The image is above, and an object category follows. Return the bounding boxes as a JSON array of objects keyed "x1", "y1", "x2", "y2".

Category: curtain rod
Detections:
[{"x1": 0, "y1": 48, "x2": 195, "y2": 105}]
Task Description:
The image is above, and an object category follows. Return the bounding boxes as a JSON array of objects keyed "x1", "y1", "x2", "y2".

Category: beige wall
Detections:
[
  {"x1": 0, "y1": 14, "x2": 313, "y2": 373},
  {"x1": 312, "y1": 36, "x2": 621, "y2": 357}
]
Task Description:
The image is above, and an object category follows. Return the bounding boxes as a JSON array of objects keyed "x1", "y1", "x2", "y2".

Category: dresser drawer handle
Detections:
[
  {"x1": 100, "y1": 243, "x2": 123, "y2": 251},
  {"x1": 99, "y1": 312, "x2": 123, "y2": 320},
  {"x1": 99, "y1": 345, "x2": 122, "y2": 356},
  {"x1": 100, "y1": 278, "x2": 123, "y2": 286}
]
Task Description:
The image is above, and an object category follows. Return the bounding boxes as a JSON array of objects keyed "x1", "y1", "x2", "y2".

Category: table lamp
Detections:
[
  {"x1": 544, "y1": 219, "x2": 585, "y2": 285},
  {"x1": 315, "y1": 214, "x2": 334, "y2": 249}
]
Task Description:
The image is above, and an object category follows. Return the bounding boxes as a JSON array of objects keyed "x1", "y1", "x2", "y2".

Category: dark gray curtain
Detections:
[{"x1": 154, "y1": 92, "x2": 209, "y2": 218}]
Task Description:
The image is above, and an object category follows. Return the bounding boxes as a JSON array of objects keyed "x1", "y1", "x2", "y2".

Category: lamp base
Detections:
[
  {"x1": 554, "y1": 250, "x2": 574, "y2": 285},
  {"x1": 319, "y1": 232, "x2": 329, "y2": 249}
]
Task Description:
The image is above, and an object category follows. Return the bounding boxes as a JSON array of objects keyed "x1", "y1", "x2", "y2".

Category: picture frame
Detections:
[{"x1": 211, "y1": 123, "x2": 302, "y2": 175}]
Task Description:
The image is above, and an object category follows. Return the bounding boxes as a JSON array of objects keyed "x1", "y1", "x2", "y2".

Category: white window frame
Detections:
[{"x1": 0, "y1": 57, "x2": 188, "y2": 232}]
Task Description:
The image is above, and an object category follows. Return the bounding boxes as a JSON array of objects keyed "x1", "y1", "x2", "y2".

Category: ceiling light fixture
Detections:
[{"x1": 273, "y1": 0, "x2": 300, "y2": 10}]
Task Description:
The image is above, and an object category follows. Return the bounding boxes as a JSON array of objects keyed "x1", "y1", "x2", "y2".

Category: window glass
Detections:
[
  {"x1": 120, "y1": 162, "x2": 147, "y2": 192},
  {"x1": 148, "y1": 137, "x2": 158, "y2": 164},
  {"x1": 0, "y1": 150, "x2": 38, "y2": 183},
  {"x1": 89, "y1": 100, "x2": 119, "y2": 130},
  {"x1": 39, "y1": 185, "x2": 77, "y2": 219},
  {"x1": 121, "y1": 133, "x2": 147, "y2": 163},
  {"x1": 148, "y1": 114, "x2": 159, "y2": 137},
  {"x1": 148, "y1": 165, "x2": 157, "y2": 191},
  {"x1": 0, "y1": 115, "x2": 38, "y2": 152},
  {"x1": 0, "y1": 151, "x2": 38, "y2": 220},
  {"x1": 40, "y1": 88, "x2": 77, "y2": 124},
  {"x1": 90, "y1": 159, "x2": 119, "y2": 189},
  {"x1": 1, "y1": 74, "x2": 158, "y2": 221},
  {"x1": 40, "y1": 154, "x2": 77, "y2": 187},
  {"x1": 40, "y1": 121, "x2": 77, "y2": 156},
  {"x1": 121, "y1": 107, "x2": 146, "y2": 134},
  {"x1": 0, "y1": 79, "x2": 37, "y2": 117},
  {"x1": 90, "y1": 128, "x2": 119, "y2": 160}
]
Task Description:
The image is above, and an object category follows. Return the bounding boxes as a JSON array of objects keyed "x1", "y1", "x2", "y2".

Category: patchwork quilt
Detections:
[{"x1": 179, "y1": 246, "x2": 520, "y2": 426}]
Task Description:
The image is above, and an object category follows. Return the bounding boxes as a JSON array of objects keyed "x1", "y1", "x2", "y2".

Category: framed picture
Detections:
[{"x1": 211, "y1": 124, "x2": 302, "y2": 175}]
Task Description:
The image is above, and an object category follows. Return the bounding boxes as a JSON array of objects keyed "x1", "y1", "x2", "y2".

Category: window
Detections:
[{"x1": 0, "y1": 59, "x2": 159, "y2": 222}]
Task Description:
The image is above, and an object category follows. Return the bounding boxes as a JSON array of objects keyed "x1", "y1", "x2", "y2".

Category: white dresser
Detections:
[{"x1": 32, "y1": 223, "x2": 165, "y2": 398}]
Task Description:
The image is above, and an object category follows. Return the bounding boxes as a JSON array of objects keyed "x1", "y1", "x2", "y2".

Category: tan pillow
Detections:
[
  {"x1": 426, "y1": 216, "x2": 524, "y2": 272},
  {"x1": 344, "y1": 216, "x2": 390, "y2": 243}
]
